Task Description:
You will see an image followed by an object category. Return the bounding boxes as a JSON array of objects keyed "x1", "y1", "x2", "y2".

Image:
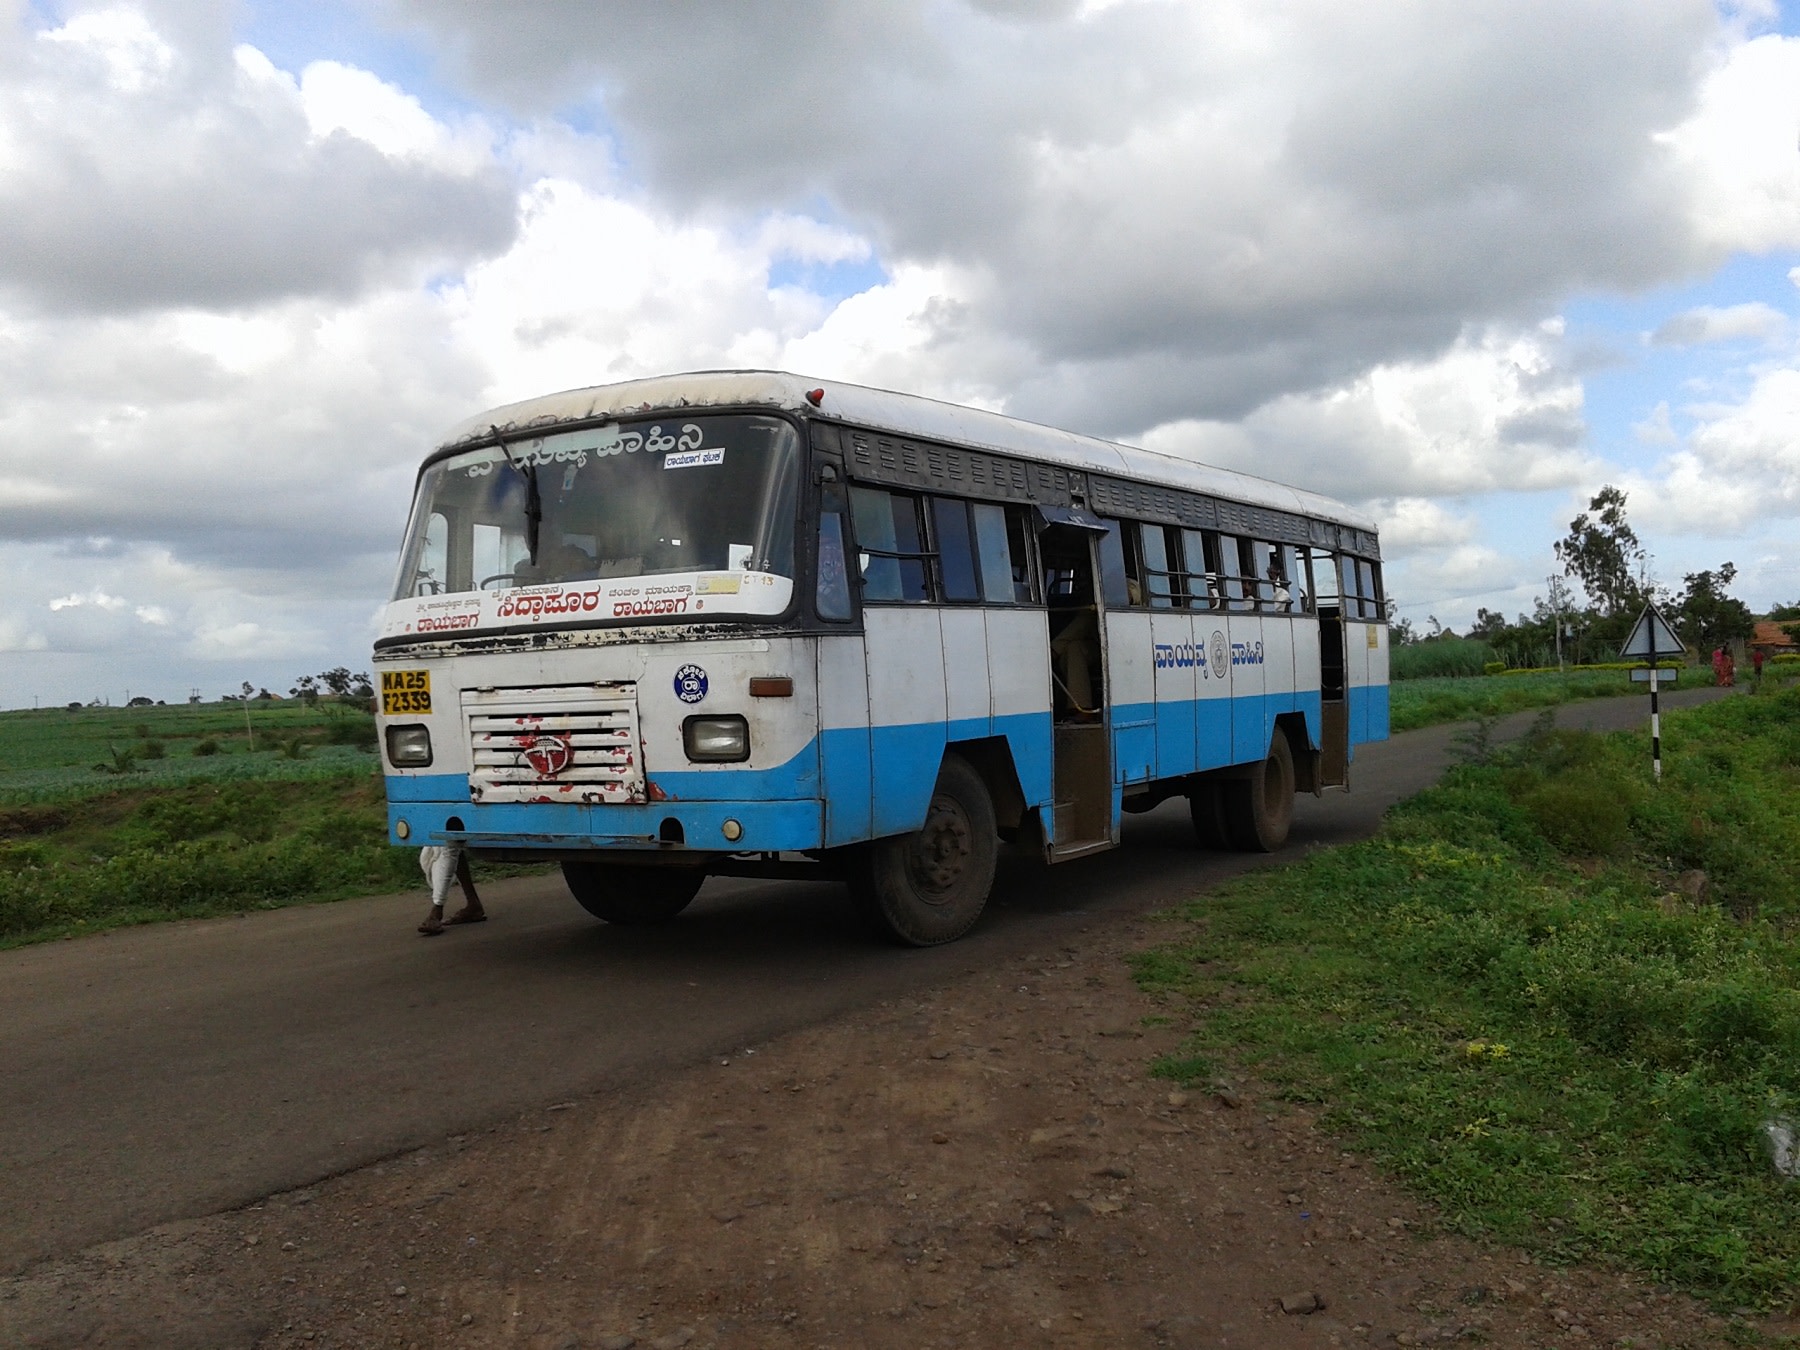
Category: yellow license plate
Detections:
[{"x1": 381, "y1": 669, "x2": 432, "y2": 715}]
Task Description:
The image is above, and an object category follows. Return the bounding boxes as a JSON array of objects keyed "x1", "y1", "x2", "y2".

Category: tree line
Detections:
[{"x1": 1394, "y1": 486, "x2": 1769, "y2": 666}]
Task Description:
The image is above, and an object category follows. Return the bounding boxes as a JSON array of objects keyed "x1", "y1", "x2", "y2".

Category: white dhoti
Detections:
[{"x1": 418, "y1": 844, "x2": 462, "y2": 907}]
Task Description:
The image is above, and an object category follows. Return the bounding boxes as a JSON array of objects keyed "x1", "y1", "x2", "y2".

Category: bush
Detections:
[
  {"x1": 1483, "y1": 660, "x2": 1506, "y2": 675},
  {"x1": 192, "y1": 739, "x2": 220, "y2": 757},
  {"x1": 1520, "y1": 773, "x2": 1632, "y2": 854},
  {"x1": 137, "y1": 740, "x2": 165, "y2": 760}
]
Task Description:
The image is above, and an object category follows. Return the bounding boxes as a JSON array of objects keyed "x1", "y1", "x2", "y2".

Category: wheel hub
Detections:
[{"x1": 909, "y1": 799, "x2": 973, "y2": 899}]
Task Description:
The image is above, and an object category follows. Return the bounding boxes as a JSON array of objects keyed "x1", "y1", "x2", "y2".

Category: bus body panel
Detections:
[
  {"x1": 1346, "y1": 620, "x2": 1390, "y2": 746},
  {"x1": 1227, "y1": 613, "x2": 1267, "y2": 762},
  {"x1": 1150, "y1": 609, "x2": 1197, "y2": 780},
  {"x1": 940, "y1": 608, "x2": 992, "y2": 734},
  {"x1": 865, "y1": 609, "x2": 950, "y2": 838},
  {"x1": 818, "y1": 633, "x2": 873, "y2": 846},
  {"x1": 983, "y1": 607, "x2": 1055, "y2": 813},
  {"x1": 1104, "y1": 611, "x2": 1156, "y2": 785}
]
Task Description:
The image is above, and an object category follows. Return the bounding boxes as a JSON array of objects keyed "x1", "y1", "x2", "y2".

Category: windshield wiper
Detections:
[{"x1": 490, "y1": 425, "x2": 542, "y2": 565}]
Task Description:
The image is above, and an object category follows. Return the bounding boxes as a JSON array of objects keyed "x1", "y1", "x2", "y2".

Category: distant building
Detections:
[{"x1": 1750, "y1": 621, "x2": 1799, "y2": 657}]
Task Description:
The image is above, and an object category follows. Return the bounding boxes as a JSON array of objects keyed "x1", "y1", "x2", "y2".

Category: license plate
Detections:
[{"x1": 381, "y1": 669, "x2": 432, "y2": 715}]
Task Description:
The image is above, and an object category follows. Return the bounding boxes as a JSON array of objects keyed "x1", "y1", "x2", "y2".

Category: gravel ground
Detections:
[{"x1": 4, "y1": 910, "x2": 1784, "y2": 1350}]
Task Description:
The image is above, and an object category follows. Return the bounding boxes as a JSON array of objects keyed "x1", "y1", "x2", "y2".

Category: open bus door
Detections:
[
  {"x1": 1311, "y1": 548, "x2": 1350, "y2": 788},
  {"x1": 1039, "y1": 510, "x2": 1114, "y2": 858}
]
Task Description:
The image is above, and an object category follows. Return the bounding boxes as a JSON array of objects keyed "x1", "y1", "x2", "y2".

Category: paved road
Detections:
[{"x1": 0, "y1": 690, "x2": 1725, "y2": 1274}]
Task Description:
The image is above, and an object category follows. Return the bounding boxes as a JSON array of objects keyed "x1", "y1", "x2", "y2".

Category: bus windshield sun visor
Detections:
[{"x1": 1034, "y1": 505, "x2": 1109, "y2": 533}]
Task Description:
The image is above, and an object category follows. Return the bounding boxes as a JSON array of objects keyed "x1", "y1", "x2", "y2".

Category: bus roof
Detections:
[{"x1": 439, "y1": 370, "x2": 1378, "y2": 535}]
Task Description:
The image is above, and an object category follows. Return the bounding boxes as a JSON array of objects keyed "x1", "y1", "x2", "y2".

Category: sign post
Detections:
[{"x1": 1619, "y1": 605, "x2": 1684, "y2": 784}]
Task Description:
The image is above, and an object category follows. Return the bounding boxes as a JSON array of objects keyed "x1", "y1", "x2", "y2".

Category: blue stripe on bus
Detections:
[{"x1": 385, "y1": 687, "x2": 1386, "y2": 852}]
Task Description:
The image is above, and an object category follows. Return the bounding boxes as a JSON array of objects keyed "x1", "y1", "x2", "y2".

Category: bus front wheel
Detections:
[
  {"x1": 856, "y1": 755, "x2": 998, "y2": 947},
  {"x1": 562, "y1": 862, "x2": 705, "y2": 925},
  {"x1": 1223, "y1": 733, "x2": 1295, "y2": 853}
]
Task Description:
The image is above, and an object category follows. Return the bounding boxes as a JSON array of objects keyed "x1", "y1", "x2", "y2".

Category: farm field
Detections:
[
  {"x1": 0, "y1": 698, "x2": 411, "y2": 947},
  {"x1": 1388, "y1": 664, "x2": 1726, "y2": 732}
]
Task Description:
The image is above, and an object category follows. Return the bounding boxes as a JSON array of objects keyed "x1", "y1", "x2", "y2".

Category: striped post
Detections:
[
  {"x1": 1649, "y1": 667, "x2": 1661, "y2": 783},
  {"x1": 1647, "y1": 625, "x2": 1662, "y2": 784}
]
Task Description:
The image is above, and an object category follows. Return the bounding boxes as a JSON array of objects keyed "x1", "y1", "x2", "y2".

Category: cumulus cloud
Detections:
[
  {"x1": 1626, "y1": 361, "x2": 1800, "y2": 532},
  {"x1": 1651, "y1": 301, "x2": 1787, "y2": 346},
  {"x1": 0, "y1": 4, "x2": 518, "y2": 313},
  {"x1": 1658, "y1": 31, "x2": 1800, "y2": 254},
  {"x1": 1137, "y1": 325, "x2": 1594, "y2": 503},
  {"x1": 384, "y1": 0, "x2": 1722, "y2": 431}
]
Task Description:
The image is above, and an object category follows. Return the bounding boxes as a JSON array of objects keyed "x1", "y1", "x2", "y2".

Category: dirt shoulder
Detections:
[{"x1": 2, "y1": 911, "x2": 1763, "y2": 1350}]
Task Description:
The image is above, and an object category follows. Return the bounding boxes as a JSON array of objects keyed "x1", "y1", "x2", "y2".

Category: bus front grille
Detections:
[{"x1": 462, "y1": 682, "x2": 645, "y2": 805}]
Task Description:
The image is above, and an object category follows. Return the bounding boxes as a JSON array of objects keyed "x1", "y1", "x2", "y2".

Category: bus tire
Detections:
[
  {"x1": 1188, "y1": 778, "x2": 1231, "y2": 850},
  {"x1": 562, "y1": 862, "x2": 705, "y2": 925},
  {"x1": 856, "y1": 755, "x2": 998, "y2": 947},
  {"x1": 1223, "y1": 732, "x2": 1295, "y2": 853}
]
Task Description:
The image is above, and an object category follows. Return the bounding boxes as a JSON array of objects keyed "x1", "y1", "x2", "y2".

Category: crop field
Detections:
[
  {"x1": 0, "y1": 699, "x2": 412, "y2": 946},
  {"x1": 1388, "y1": 664, "x2": 1723, "y2": 732},
  {"x1": 0, "y1": 698, "x2": 378, "y2": 801}
]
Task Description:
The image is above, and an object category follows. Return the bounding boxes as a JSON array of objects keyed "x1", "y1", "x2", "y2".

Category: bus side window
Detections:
[
  {"x1": 1339, "y1": 555, "x2": 1363, "y2": 618},
  {"x1": 849, "y1": 486, "x2": 930, "y2": 603},
  {"x1": 972, "y1": 502, "x2": 1030, "y2": 604},
  {"x1": 1005, "y1": 505, "x2": 1037, "y2": 603},
  {"x1": 1358, "y1": 559, "x2": 1381, "y2": 619},
  {"x1": 931, "y1": 497, "x2": 981, "y2": 602},
  {"x1": 1096, "y1": 520, "x2": 1131, "y2": 608},
  {"x1": 1140, "y1": 523, "x2": 1177, "y2": 608},
  {"x1": 1278, "y1": 543, "x2": 1305, "y2": 612},
  {"x1": 1309, "y1": 548, "x2": 1341, "y2": 612},
  {"x1": 815, "y1": 484, "x2": 853, "y2": 622},
  {"x1": 1116, "y1": 522, "x2": 1148, "y2": 606},
  {"x1": 1252, "y1": 540, "x2": 1288, "y2": 611},
  {"x1": 1216, "y1": 534, "x2": 1250, "y2": 611},
  {"x1": 1178, "y1": 529, "x2": 1209, "y2": 610}
]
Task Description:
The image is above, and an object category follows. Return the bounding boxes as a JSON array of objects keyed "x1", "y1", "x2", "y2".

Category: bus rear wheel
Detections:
[
  {"x1": 1223, "y1": 732, "x2": 1295, "y2": 853},
  {"x1": 1188, "y1": 778, "x2": 1231, "y2": 850},
  {"x1": 856, "y1": 755, "x2": 998, "y2": 947},
  {"x1": 562, "y1": 862, "x2": 705, "y2": 924}
]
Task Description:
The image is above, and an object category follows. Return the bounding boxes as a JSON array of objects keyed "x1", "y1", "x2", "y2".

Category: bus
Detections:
[{"x1": 375, "y1": 371, "x2": 1388, "y2": 946}]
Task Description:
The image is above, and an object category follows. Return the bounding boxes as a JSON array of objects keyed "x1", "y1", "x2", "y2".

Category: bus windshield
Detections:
[{"x1": 393, "y1": 415, "x2": 799, "y2": 601}]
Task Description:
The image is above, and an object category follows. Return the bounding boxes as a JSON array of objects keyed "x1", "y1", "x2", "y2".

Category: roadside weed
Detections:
[{"x1": 1141, "y1": 687, "x2": 1800, "y2": 1307}]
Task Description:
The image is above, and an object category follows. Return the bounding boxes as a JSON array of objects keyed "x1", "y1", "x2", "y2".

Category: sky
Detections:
[{"x1": 1, "y1": 0, "x2": 1797, "y2": 706}]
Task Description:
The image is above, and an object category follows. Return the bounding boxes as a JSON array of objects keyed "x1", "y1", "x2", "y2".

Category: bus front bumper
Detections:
[{"x1": 384, "y1": 775, "x2": 824, "y2": 854}]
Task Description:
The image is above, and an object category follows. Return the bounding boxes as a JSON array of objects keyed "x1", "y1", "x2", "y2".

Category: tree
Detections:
[
  {"x1": 1555, "y1": 486, "x2": 1648, "y2": 619},
  {"x1": 319, "y1": 667, "x2": 354, "y2": 697},
  {"x1": 291, "y1": 674, "x2": 319, "y2": 705},
  {"x1": 1672, "y1": 563, "x2": 1754, "y2": 653}
]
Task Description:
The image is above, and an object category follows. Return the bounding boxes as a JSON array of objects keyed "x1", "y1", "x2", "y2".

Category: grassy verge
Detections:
[
  {"x1": 1390, "y1": 665, "x2": 1723, "y2": 732},
  {"x1": 1136, "y1": 684, "x2": 1800, "y2": 1307},
  {"x1": 0, "y1": 775, "x2": 427, "y2": 947}
]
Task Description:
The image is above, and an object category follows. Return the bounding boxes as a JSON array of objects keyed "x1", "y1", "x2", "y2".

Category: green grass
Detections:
[
  {"x1": 1137, "y1": 684, "x2": 1800, "y2": 1307},
  {"x1": 0, "y1": 775, "x2": 425, "y2": 946},
  {"x1": 1389, "y1": 666, "x2": 1718, "y2": 732},
  {"x1": 0, "y1": 699, "x2": 377, "y2": 803}
]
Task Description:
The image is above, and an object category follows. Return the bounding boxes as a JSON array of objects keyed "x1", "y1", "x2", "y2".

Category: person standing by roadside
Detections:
[
  {"x1": 417, "y1": 844, "x2": 486, "y2": 935},
  {"x1": 1753, "y1": 646, "x2": 1766, "y2": 688}
]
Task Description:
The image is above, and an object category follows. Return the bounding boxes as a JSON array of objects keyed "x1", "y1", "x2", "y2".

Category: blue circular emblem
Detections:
[{"x1": 673, "y1": 663, "x2": 709, "y2": 704}]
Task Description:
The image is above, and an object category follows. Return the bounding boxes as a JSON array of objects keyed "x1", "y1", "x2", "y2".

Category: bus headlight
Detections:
[
  {"x1": 385, "y1": 724, "x2": 433, "y2": 767},
  {"x1": 683, "y1": 715, "x2": 749, "y2": 763}
]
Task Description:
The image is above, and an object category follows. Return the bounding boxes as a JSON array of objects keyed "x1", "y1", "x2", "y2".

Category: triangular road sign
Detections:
[{"x1": 1619, "y1": 604, "x2": 1685, "y2": 659}]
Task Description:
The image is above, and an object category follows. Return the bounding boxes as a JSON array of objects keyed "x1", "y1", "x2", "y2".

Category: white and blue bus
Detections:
[{"x1": 375, "y1": 372, "x2": 1387, "y2": 945}]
